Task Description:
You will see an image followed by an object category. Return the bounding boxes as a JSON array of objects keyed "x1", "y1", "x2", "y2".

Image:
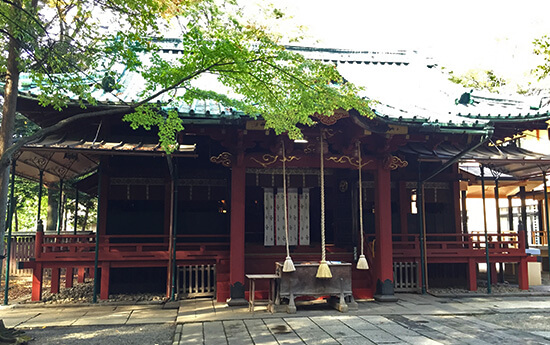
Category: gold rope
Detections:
[
  {"x1": 356, "y1": 141, "x2": 369, "y2": 269},
  {"x1": 317, "y1": 129, "x2": 331, "y2": 278},
  {"x1": 282, "y1": 140, "x2": 295, "y2": 272},
  {"x1": 320, "y1": 135, "x2": 325, "y2": 261}
]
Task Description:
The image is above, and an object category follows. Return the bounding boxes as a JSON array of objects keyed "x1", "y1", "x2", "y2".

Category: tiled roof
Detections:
[
  {"x1": 26, "y1": 134, "x2": 196, "y2": 154},
  {"x1": 15, "y1": 133, "x2": 196, "y2": 185},
  {"x1": 285, "y1": 46, "x2": 417, "y2": 66},
  {"x1": 400, "y1": 142, "x2": 550, "y2": 179},
  {"x1": 9, "y1": 42, "x2": 550, "y2": 131}
]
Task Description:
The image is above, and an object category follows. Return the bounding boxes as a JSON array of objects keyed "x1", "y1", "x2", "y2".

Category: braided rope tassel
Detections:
[
  {"x1": 316, "y1": 129, "x2": 331, "y2": 278},
  {"x1": 282, "y1": 140, "x2": 295, "y2": 272},
  {"x1": 356, "y1": 141, "x2": 369, "y2": 270}
]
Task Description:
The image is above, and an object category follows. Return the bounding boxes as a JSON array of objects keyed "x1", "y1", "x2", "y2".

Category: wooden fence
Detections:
[{"x1": 2, "y1": 233, "x2": 35, "y2": 276}]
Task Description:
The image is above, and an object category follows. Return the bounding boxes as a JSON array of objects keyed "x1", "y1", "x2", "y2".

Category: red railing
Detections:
[
  {"x1": 30, "y1": 230, "x2": 528, "y2": 265},
  {"x1": 392, "y1": 231, "x2": 527, "y2": 262},
  {"x1": 34, "y1": 232, "x2": 229, "y2": 263}
]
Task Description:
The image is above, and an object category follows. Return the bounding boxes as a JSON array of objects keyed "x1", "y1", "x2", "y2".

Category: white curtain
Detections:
[
  {"x1": 299, "y1": 188, "x2": 310, "y2": 245},
  {"x1": 275, "y1": 188, "x2": 285, "y2": 246},
  {"x1": 263, "y1": 188, "x2": 274, "y2": 246},
  {"x1": 288, "y1": 188, "x2": 299, "y2": 246},
  {"x1": 264, "y1": 188, "x2": 310, "y2": 246}
]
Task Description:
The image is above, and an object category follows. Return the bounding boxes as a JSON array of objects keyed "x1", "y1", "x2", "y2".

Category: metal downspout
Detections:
[
  {"x1": 74, "y1": 187, "x2": 79, "y2": 235},
  {"x1": 37, "y1": 170, "x2": 43, "y2": 227},
  {"x1": 494, "y1": 177, "x2": 504, "y2": 283},
  {"x1": 92, "y1": 164, "x2": 102, "y2": 303},
  {"x1": 57, "y1": 179, "x2": 63, "y2": 234},
  {"x1": 3, "y1": 160, "x2": 16, "y2": 305},
  {"x1": 480, "y1": 165, "x2": 492, "y2": 293},
  {"x1": 543, "y1": 171, "x2": 550, "y2": 276},
  {"x1": 171, "y1": 160, "x2": 178, "y2": 301},
  {"x1": 418, "y1": 162, "x2": 426, "y2": 294},
  {"x1": 166, "y1": 155, "x2": 178, "y2": 301}
]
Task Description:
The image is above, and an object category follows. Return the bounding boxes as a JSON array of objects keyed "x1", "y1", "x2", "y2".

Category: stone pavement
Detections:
[
  {"x1": 3, "y1": 294, "x2": 550, "y2": 344},
  {"x1": 174, "y1": 294, "x2": 550, "y2": 344}
]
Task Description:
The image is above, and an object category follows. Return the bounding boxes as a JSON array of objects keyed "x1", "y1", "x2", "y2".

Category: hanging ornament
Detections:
[{"x1": 356, "y1": 141, "x2": 369, "y2": 270}]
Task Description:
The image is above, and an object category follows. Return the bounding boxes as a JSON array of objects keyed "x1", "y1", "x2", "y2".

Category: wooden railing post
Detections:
[
  {"x1": 34, "y1": 230, "x2": 43, "y2": 259},
  {"x1": 518, "y1": 230, "x2": 526, "y2": 250}
]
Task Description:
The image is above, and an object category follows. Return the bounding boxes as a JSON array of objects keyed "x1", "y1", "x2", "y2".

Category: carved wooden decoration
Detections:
[
  {"x1": 327, "y1": 155, "x2": 373, "y2": 168},
  {"x1": 383, "y1": 155, "x2": 408, "y2": 170},
  {"x1": 250, "y1": 154, "x2": 301, "y2": 168},
  {"x1": 210, "y1": 152, "x2": 233, "y2": 167},
  {"x1": 312, "y1": 109, "x2": 350, "y2": 125}
]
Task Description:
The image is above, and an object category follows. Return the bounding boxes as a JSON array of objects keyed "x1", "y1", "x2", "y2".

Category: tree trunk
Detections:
[
  {"x1": 82, "y1": 207, "x2": 89, "y2": 232},
  {"x1": 46, "y1": 188, "x2": 58, "y2": 231},
  {"x1": 62, "y1": 194, "x2": 67, "y2": 232},
  {"x1": 14, "y1": 207, "x2": 18, "y2": 232},
  {"x1": 0, "y1": 17, "x2": 21, "y2": 273}
]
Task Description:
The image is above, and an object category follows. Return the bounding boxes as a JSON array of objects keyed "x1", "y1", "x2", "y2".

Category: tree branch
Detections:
[
  {"x1": 259, "y1": 59, "x2": 313, "y2": 89},
  {"x1": 0, "y1": 106, "x2": 132, "y2": 169},
  {"x1": 137, "y1": 58, "x2": 247, "y2": 104},
  {"x1": 0, "y1": 0, "x2": 49, "y2": 35}
]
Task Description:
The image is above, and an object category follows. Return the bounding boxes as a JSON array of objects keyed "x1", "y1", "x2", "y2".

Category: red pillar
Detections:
[
  {"x1": 374, "y1": 163, "x2": 397, "y2": 301},
  {"x1": 65, "y1": 268, "x2": 74, "y2": 288},
  {"x1": 32, "y1": 231, "x2": 44, "y2": 301},
  {"x1": 490, "y1": 263, "x2": 498, "y2": 285},
  {"x1": 77, "y1": 267, "x2": 86, "y2": 283},
  {"x1": 35, "y1": 230, "x2": 43, "y2": 260},
  {"x1": 467, "y1": 258, "x2": 477, "y2": 291},
  {"x1": 227, "y1": 154, "x2": 247, "y2": 305},
  {"x1": 452, "y1": 176, "x2": 462, "y2": 234},
  {"x1": 31, "y1": 263, "x2": 43, "y2": 301},
  {"x1": 518, "y1": 257, "x2": 528, "y2": 290},
  {"x1": 51, "y1": 268, "x2": 60, "y2": 294},
  {"x1": 100, "y1": 262, "x2": 110, "y2": 300},
  {"x1": 398, "y1": 181, "x2": 408, "y2": 235},
  {"x1": 517, "y1": 230, "x2": 529, "y2": 290}
]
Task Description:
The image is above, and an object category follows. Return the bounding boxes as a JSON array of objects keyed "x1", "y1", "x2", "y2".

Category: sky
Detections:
[{"x1": 241, "y1": 0, "x2": 550, "y2": 84}]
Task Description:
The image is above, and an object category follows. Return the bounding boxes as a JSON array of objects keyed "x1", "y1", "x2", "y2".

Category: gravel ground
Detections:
[{"x1": 22, "y1": 324, "x2": 175, "y2": 345}]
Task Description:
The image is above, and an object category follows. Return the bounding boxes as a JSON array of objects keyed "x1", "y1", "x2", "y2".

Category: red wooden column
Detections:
[
  {"x1": 398, "y1": 181, "x2": 408, "y2": 235},
  {"x1": 227, "y1": 153, "x2": 247, "y2": 305},
  {"x1": 517, "y1": 230, "x2": 529, "y2": 290},
  {"x1": 100, "y1": 262, "x2": 110, "y2": 300},
  {"x1": 51, "y1": 268, "x2": 60, "y2": 294},
  {"x1": 374, "y1": 162, "x2": 397, "y2": 302},
  {"x1": 77, "y1": 267, "x2": 86, "y2": 283},
  {"x1": 93, "y1": 165, "x2": 109, "y2": 302},
  {"x1": 518, "y1": 257, "x2": 529, "y2": 290},
  {"x1": 65, "y1": 268, "x2": 74, "y2": 288},
  {"x1": 31, "y1": 230, "x2": 44, "y2": 301},
  {"x1": 467, "y1": 258, "x2": 477, "y2": 291},
  {"x1": 31, "y1": 263, "x2": 43, "y2": 301}
]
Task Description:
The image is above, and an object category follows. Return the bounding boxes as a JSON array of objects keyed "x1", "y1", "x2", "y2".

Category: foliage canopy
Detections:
[
  {"x1": 1, "y1": 0, "x2": 372, "y2": 154},
  {"x1": 447, "y1": 69, "x2": 507, "y2": 93}
]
